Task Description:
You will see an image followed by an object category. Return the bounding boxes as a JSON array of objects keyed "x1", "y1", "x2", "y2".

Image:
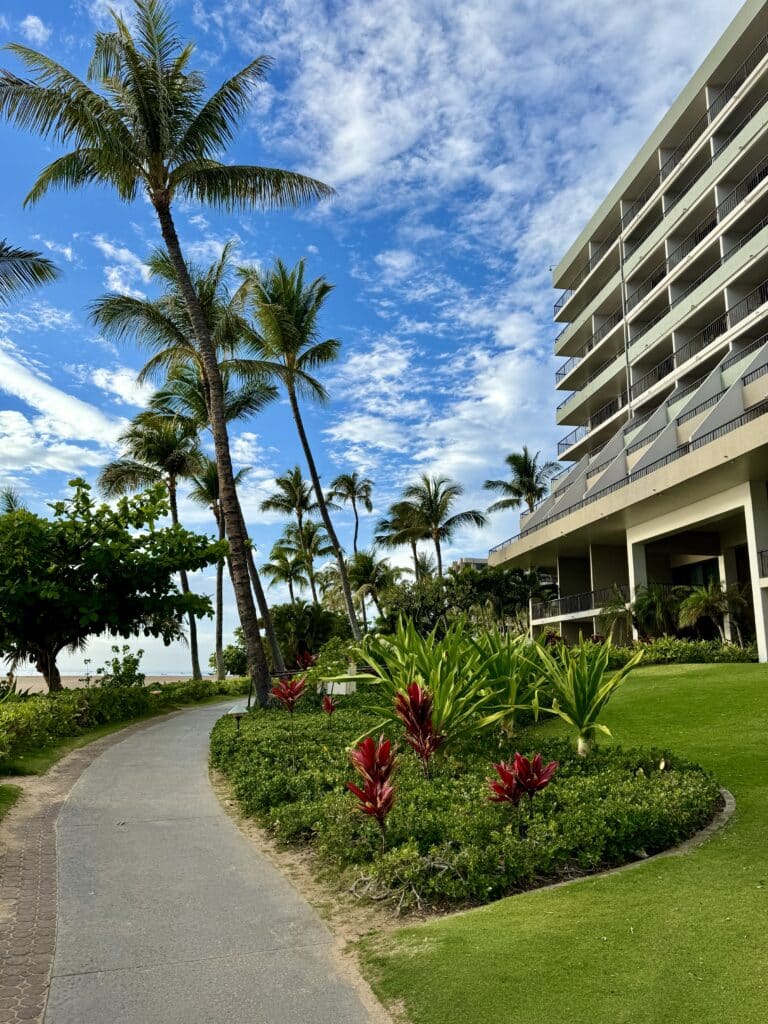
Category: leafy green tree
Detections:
[
  {"x1": 402, "y1": 474, "x2": 487, "y2": 577},
  {"x1": 188, "y1": 457, "x2": 251, "y2": 680},
  {"x1": 328, "y1": 471, "x2": 373, "y2": 554},
  {"x1": 484, "y1": 446, "x2": 559, "y2": 515},
  {"x1": 0, "y1": 0, "x2": 331, "y2": 705},
  {"x1": 678, "y1": 580, "x2": 747, "y2": 642},
  {"x1": 633, "y1": 583, "x2": 687, "y2": 638},
  {"x1": 0, "y1": 480, "x2": 223, "y2": 691},
  {"x1": 239, "y1": 258, "x2": 360, "y2": 638},
  {"x1": 267, "y1": 600, "x2": 351, "y2": 668},
  {"x1": 98, "y1": 413, "x2": 205, "y2": 678},
  {"x1": 0, "y1": 238, "x2": 58, "y2": 302}
]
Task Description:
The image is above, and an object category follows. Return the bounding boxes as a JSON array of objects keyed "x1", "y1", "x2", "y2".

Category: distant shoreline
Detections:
[{"x1": 14, "y1": 674, "x2": 215, "y2": 694}]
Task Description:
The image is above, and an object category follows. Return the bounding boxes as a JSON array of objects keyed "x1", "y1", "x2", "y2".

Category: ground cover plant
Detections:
[
  {"x1": 357, "y1": 663, "x2": 766, "y2": 1024},
  {"x1": 210, "y1": 675, "x2": 720, "y2": 911}
]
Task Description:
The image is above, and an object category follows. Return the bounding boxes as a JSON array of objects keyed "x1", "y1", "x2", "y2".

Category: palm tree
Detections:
[
  {"x1": 98, "y1": 414, "x2": 205, "y2": 678},
  {"x1": 374, "y1": 500, "x2": 428, "y2": 578},
  {"x1": 633, "y1": 583, "x2": 687, "y2": 638},
  {"x1": 328, "y1": 471, "x2": 373, "y2": 554},
  {"x1": 678, "y1": 580, "x2": 747, "y2": 642},
  {"x1": 484, "y1": 447, "x2": 560, "y2": 515},
  {"x1": 0, "y1": 487, "x2": 27, "y2": 513},
  {"x1": 261, "y1": 543, "x2": 309, "y2": 605},
  {"x1": 188, "y1": 457, "x2": 251, "y2": 680},
  {"x1": 347, "y1": 549, "x2": 402, "y2": 626},
  {"x1": 0, "y1": 239, "x2": 58, "y2": 303},
  {"x1": 0, "y1": 0, "x2": 332, "y2": 706},
  {"x1": 402, "y1": 474, "x2": 487, "y2": 577},
  {"x1": 279, "y1": 520, "x2": 333, "y2": 605},
  {"x1": 261, "y1": 466, "x2": 318, "y2": 541},
  {"x1": 92, "y1": 246, "x2": 287, "y2": 683},
  {"x1": 411, "y1": 550, "x2": 437, "y2": 579},
  {"x1": 239, "y1": 257, "x2": 360, "y2": 639}
]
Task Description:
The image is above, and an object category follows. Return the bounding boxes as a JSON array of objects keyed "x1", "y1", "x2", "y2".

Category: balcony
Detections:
[
  {"x1": 532, "y1": 584, "x2": 629, "y2": 621},
  {"x1": 557, "y1": 390, "x2": 628, "y2": 455},
  {"x1": 554, "y1": 236, "x2": 617, "y2": 315},
  {"x1": 555, "y1": 309, "x2": 623, "y2": 384}
]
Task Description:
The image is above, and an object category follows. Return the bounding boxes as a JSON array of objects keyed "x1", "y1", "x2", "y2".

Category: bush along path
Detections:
[{"x1": 13, "y1": 704, "x2": 384, "y2": 1024}]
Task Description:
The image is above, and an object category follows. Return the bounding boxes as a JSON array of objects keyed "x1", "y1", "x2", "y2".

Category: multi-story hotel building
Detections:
[{"x1": 489, "y1": 0, "x2": 768, "y2": 660}]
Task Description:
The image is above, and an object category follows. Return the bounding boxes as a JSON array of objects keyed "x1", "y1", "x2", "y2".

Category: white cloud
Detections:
[
  {"x1": 19, "y1": 14, "x2": 51, "y2": 44},
  {"x1": 92, "y1": 234, "x2": 150, "y2": 298},
  {"x1": 40, "y1": 238, "x2": 75, "y2": 263},
  {"x1": 0, "y1": 303, "x2": 76, "y2": 335},
  {"x1": 90, "y1": 366, "x2": 155, "y2": 407}
]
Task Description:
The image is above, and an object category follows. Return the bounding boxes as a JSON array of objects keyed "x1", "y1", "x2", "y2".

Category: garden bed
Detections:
[{"x1": 209, "y1": 694, "x2": 721, "y2": 912}]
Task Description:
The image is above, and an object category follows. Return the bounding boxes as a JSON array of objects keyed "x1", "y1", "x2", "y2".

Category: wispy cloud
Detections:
[{"x1": 19, "y1": 14, "x2": 51, "y2": 45}]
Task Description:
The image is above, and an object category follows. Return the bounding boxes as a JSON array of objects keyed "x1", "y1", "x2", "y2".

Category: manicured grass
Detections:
[
  {"x1": 358, "y1": 664, "x2": 768, "y2": 1024},
  {"x1": 0, "y1": 783, "x2": 21, "y2": 822}
]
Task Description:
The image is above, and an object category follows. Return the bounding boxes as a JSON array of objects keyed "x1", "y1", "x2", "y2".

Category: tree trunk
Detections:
[
  {"x1": 307, "y1": 562, "x2": 319, "y2": 604},
  {"x1": 215, "y1": 509, "x2": 225, "y2": 681},
  {"x1": 245, "y1": 542, "x2": 286, "y2": 676},
  {"x1": 287, "y1": 386, "x2": 361, "y2": 640},
  {"x1": 288, "y1": 579, "x2": 295, "y2": 604},
  {"x1": 372, "y1": 594, "x2": 384, "y2": 620},
  {"x1": 411, "y1": 541, "x2": 419, "y2": 579},
  {"x1": 153, "y1": 197, "x2": 272, "y2": 706},
  {"x1": 168, "y1": 477, "x2": 202, "y2": 680},
  {"x1": 35, "y1": 649, "x2": 62, "y2": 692},
  {"x1": 352, "y1": 497, "x2": 359, "y2": 555},
  {"x1": 434, "y1": 533, "x2": 443, "y2": 577},
  {"x1": 360, "y1": 595, "x2": 368, "y2": 632}
]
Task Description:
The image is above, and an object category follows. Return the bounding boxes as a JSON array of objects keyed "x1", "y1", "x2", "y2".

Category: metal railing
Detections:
[
  {"x1": 670, "y1": 375, "x2": 708, "y2": 403},
  {"x1": 555, "y1": 309, "x2": 623, "y2": 383},
  {"x1": 630, "y1": 354, "x2": 675, "y2": 400},
  {"x1": 677, "y1": 389, "x2": 726, "y2": 425},
  {"x1": 626, "y1": 425, "x2": 666, "y2": 454},
  {"x1": 742, "y1": 360, "x2": 768, "y2": 385},
  {"x1": 552, "y1": 34, "x2": 768, "y2": 321},
  {"x1": 490, "y1": 398, "x2": 768, "y2": 555},
  {"x1": 532, "y1": 584, "x2": 629, "y2": 621},
  {"x1": 722, "y1": 333, "x2": 768, "y2": 370}
]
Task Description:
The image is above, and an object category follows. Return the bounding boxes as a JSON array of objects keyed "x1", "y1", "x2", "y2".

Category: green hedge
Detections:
[
  {"x1": 0, "y1": 676, "x2": 249, "y2": 764},
  {"x1": 210, "y1": 697, "x2": 720, "y2": 911},
  {"x1": 597, "y1": 638, "x2": 758, "y2": 669}
]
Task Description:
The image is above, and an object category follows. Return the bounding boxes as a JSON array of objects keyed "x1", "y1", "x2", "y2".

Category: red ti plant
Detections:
[
  {"x1": 393, "y1": 681, "x2": 446, "y2": 777},
  {"x1": 322, "y1": 694, "x2": 337, "y2": 723},
  {"x1": 488, "y1": 760, "x2": 524, "y2": 807},
  {"x1": 511, "y1": 752, "x2": 559, "y2": 803},
  {"x1": 347, "y1": 735, "x2": 397, "y2": 841},
  {"x1": 271, "y1": 675, "x2": 307, "y2": 769},
  {"x1": 296, "y1": 650, "x2": 318, "y2": 670}
]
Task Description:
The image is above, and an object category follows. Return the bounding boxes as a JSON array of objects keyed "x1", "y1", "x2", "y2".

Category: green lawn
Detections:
[{"x1": 358, "y1": 663, "x2": 768, "y2": 1024}]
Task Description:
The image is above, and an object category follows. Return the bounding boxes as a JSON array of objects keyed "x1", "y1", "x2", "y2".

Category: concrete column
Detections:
[
  {"x1": 627, "y1": 539, "x2": 648, "y2": 640},
  {"x1": 718, "y1": 546, "x2": 739, "y2": 642},
  {"x1": 743, "y1": 481, "x2": 768, "y2": 662}
]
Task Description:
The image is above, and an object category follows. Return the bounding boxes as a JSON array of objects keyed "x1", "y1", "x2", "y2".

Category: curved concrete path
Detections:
[{"x1": 43, "y1": 706, "x2": 377, "y2": 1024}]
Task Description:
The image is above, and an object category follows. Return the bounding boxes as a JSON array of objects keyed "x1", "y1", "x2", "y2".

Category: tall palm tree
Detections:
[
  {"x1": 188, "y1": 456, "x2": 251, "y2": 680},
  {"x1": 279, "y1": 520, "x2": 333, "y2": 605},
  {"x1": 91, "y1": 246, "x2": 287, "y2": 682},
  {"x1": 261, "y1": 543, "x2": 309, "y2": 605},
  {"x1": 402, "y1": 474, "x2": 487, "y2": 577},
  {"x1": 0, "y1": 0, "x2": 332, "y2": 706},
  {"x1": 348, "y1": 549, "x2": 402, "y2": 625},
  {"x1": 260, "y1": 466, "x2": 318, "y2": 541},
  {"x1": 678, "y1": 580, "x2": 747, "y2": 642},
  {"x1": 484, "y1": 447, "x2": 560, "y2": 515},
  {"x1": 0, "y1": 239, "x2": 58, "y2": 303},
  {"x1": 328, "y1": 471, "x2": 373, "y2": 554},
  {"x1": 238, "y1": 258, "x2": 360, "y2": 640},
  {"x1": 98, "y1": 414, "x2": 205, "y2": 678},
  {"x1": 375, "y1": 499, "x2": 429, "y2": 578},
  {"x1": 0, "y1": 487, "x2": 27, "y2": 513}
]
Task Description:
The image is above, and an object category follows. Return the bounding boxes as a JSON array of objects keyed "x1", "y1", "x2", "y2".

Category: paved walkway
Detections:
[{"x1": 39, "y1": 706, "x2": 378, "y2": 1024}]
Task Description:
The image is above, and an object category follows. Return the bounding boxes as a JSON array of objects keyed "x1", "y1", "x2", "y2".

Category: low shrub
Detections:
[
  {"x1": 0, "y1": 675, "x2": 249, "y2": 764},
  {"x1": 210, "y1": 698, "x2": 720, "y2": 911},
  {"x1": 599, "y1": 637, "x2": 758, "y2": 669}
]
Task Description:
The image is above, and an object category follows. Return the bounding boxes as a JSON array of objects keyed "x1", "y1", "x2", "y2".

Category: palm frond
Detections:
[{"x1": 0, "y1": 239, "x2": 58, "y2": 302}]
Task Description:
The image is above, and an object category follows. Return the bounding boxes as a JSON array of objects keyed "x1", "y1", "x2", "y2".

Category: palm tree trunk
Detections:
[
  {"x1": 360, "y1": 595, "x2": 368, "y2": 632},
  {"x1": 168, "y1": 477, "x2": 202, "y2": 680},
  {"x1": 35, "y1": 648, "x2": 62, "y2": 692},
  {"x1": 410, "y1": 541, "x2": 419, "y2": 579},
  {"x1": 352, "y1": 497, "x2": 359, "y2": 555},
  {"x1": 307, "y1": 562, "x2": 319, "y2": 604},
  {"x1": 215, "y1": 510, "x2": 225, "y2": 681},
  {"x1": 233, "y1": 499, "x2": 286, "y2": 675},
  {"x1": 287, "y1": 386, "x2": 361, "y2": 640},
  {"x1": 153, "y1": 198, "x2": 272, "y2": 705},
  {"x1": 372, "y1": 594, "x2": 384, "y2": 620},
  {"x1": 434, "y1": 533, "x2": 444, "y2": 577},
  {"x1": 288, "y1": 579, "x2": 295, "y2": 604}
]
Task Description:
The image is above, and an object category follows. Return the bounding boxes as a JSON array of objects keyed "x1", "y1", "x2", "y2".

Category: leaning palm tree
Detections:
[
  {"x1": 261, "y1": 543, "x2": 309, "y2": 605},
  {"x1": 348, "y1": 549, "x2": 402, "y2": 626},
  {"x1": 0, "y1": 239, "x2": 58, "y2": 303},
  {"x1": 0, "y1": 0, "x2": 333, "y2": 705},
  {"x1": 328, "y1": 471, "x2": 373, "y2": 554},
  {"x1": 402, "y1": 474, "x2": 487, "y2": 577},
  {"x1": 92, "y1": 246, "x2": 287, "y2": 682},
  {"x1": 484, "y1": 447, "x2": 560, "y2": 515},
  {"x1": 374, "y1": 499, "x2": 428, "y2": 578},
  {"x1": 98, "y1": 414, "x2": 205, "y2": 678},
  {"x1": 188, "y1": 456, "x2": 251, "y2": 680},
  {"x1": 239, "y1": 258, "x2": 360, "y2": 639},
  {"x1": 678, "y1": 580, "x2": 747, "y2": 643}
]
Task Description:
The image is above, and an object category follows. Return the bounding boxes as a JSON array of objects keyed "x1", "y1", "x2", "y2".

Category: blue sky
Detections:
[{"x1": 0, "y1": 0, "x2": 743, "y2": 672}]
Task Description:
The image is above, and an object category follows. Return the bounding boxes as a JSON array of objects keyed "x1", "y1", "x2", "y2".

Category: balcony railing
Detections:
[
  {"x1": 677, "y1": 389, "x2": 726, "y2": 425},
  {"x1": 552, "y1": 34, "x2": 768, "y2": 324},
  {"x1": 490, "y1": 398, "x2": 768, "y2": 555},
  {"x1": 742, "y1": 360, "x2": 768, "y2": 386},
  {"x1": 760, "y1": 550, "x2": 768, "y2": 577},
  {"x1": 532, "y1": 584, "x2": 629, "y2": 621},
  {"x1": 555, "y1": 309, "x2": 623, "y2": 383},
  {"x1": 626, "y1": 425, "x2": 666, "y2": 454},
  {"x1": 721, "y1": 332, "x2": 768, "y2": 370},
  {"x1": 557, "y1": 391, "x2": 629, "y2": 456},
  {"x1": 630, "y1": 354, "x2": 675, "y2": 400}
]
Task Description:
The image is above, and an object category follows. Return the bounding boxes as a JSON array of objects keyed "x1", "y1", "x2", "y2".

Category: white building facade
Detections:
[{"x1": 489, "y1": 0, "x2": 768, "y2": 660}]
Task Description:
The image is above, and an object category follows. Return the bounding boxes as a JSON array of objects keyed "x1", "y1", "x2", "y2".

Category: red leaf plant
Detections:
[
  {"x1": 488, "y1": 753, "x2": 559, "y2": 808},
  {"x1": 296, "y1": 651, "x2": 318, "y2": 670},
  {"x1": 393, "y1": 681, "x2": 446, "y2": 776},
  {"x1": 322, "y1": 694, "x2": 337, "y2": 719},
  {"x1": 347, "y1": 735, "x2": 397, "y2": 837},
  {"x1": 271, "y1": 674, "x2": 306, "y2": 714}
]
